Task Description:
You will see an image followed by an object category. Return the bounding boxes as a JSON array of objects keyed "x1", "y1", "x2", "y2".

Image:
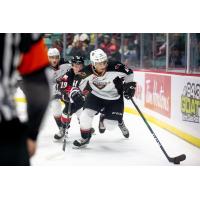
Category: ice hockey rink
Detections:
[{"x1": 15, "y1": 89, "x2": 200, "y2": 166}]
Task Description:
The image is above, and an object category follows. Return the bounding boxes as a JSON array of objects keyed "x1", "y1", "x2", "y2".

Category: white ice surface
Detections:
[{"x1": 20, "y1": 105, "x2": 199, "y2": 166}]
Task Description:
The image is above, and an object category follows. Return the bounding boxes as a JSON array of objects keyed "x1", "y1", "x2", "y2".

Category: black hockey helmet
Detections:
[{"x1": 71, "y1": 56, "x2": 84, "y2": 65}]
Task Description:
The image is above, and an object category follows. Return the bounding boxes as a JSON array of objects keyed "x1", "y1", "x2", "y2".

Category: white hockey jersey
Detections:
[
  {"x1": 48, "y1": 63, "x2": 71, "y2": 96},
  {"x1": 74, "y1": 60, "x2": 134, "y2": 100}
]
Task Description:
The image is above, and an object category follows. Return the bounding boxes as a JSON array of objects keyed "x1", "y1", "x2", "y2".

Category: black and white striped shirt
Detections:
[{"x1": 0, "y1": 33, "x2": 43, "y2": 121}]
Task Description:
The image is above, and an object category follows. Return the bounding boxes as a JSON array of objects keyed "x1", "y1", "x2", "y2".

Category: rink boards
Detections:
[
  {"x1": 129, "y1": 70, "x2": 200, "y2": 148},
  {"x1": 15, "y1": 71, "x2": 200, "y2": 148}
]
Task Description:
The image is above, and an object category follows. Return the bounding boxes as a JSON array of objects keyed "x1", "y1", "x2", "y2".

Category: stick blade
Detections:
[{"x1": 170, "y1": 154, "x2": 186, "y2": 164}]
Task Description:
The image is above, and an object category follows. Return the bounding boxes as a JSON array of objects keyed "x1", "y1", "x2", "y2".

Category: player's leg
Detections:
[
  {"x1": 101, "y1": 97, "x2": 124, "y2": 134},
  {"x1": 98, "y1": 108, "x2": 106, "y2": 133},
  {"x1": 55, "y1": 101, "x2": 85, "y2": 140},
  {"x1": 99, "y1": 96, "x2": 130, "y2": 138},
  {"x1": 117, "y1": 96, "x2": 130, "y2": 138},
  {"x1": 51, "y1": 99, "x2": 62, "y2": 127},
  {"x1": 75, "y1": 108, "x2": 95, "y2": 134},
  {"x1": 118, "y1": 118, "x2": 130, "y2": 138},
  {"x1": 73, "y1": 108, "x2": 97, "y2": 147},
  {"x1": 73, "y1": 93, "x2": 103, "y2": 147},
  {"x1": 54, "y1": 103, "x2": 70, "y2": 140},
  {"x1": 54, "y1": 101, "x2": 79, "y2": 140},
  {"x1": 51, "y1": 99, "x2": 63, "y2": 139}
]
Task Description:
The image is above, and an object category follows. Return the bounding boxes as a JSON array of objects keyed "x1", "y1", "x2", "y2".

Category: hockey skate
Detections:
[
  {"x1": 118, "y1": 120, "x2": 129, "y2": 138},
  {"x1": 98, "y1": 114, "x2": 106, "y2": 133},
  {"x1": 73, "y1": 137, "x2": 91, "y2": 148},
  {"x1": 54, "y1": 126, "x2": 67, "y2": 140}
]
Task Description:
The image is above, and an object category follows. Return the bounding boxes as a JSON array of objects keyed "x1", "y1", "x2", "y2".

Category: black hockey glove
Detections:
[
  {"x1": 70, "y1": 88, "x2": 85, "y2": 107},
  {"x1": 113, "y1": 76, "x2": 123, "y2": 95},
  {"x1": 123, "y1": 82, "x2": 136, "y2": 99}
]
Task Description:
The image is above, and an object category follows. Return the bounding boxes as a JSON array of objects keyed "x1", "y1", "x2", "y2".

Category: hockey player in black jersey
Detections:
[
  {"x1": 54, "y1": 56, "x2": 95, "y2": 140},
  {"x1": 69, "y1": 49, "x2": 136, "y2": 147},
  {"x1": 53, "y1": 56, "x2": 85, "y2": 140}
]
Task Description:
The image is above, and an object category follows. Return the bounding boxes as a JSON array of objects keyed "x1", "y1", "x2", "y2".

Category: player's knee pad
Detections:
[
  {"x1": 104, "y1": 119, "x2": 118, "y2": 131},
  {"x1": 51, "y1": 99, "x2": 62, "y2": 117},
  {"x1": 80, "y1": 109, "x2": 96, "y2": 130}
]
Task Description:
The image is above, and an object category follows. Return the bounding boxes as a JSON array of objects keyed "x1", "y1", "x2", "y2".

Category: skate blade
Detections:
[
  {"x1": 123, "y1": 134, "x2": 129, "y2": 139},
  {"x1": 72, "y1": 144, "x2": 88, "y2": 149},
  {"x1": 99, "y1": 129, "x2": 106, "y2": 134}
]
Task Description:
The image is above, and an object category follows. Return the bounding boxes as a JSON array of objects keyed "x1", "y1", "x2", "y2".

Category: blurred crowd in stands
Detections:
[
  {"x1": 44, "y1": 33, "x2": 200, "y2": 73},
  {"x1": 45, "y1": 33, "x2": 140, "y2": 68}
]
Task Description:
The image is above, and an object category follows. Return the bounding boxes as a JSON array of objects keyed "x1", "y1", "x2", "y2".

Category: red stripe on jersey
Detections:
[{"x1": 65, "y1": 85, "x2": 72, "y2": 94}]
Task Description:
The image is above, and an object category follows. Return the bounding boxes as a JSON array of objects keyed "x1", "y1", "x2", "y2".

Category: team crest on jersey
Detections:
[{"x1": 93, "y1": 80, "x2": 110, "y2": 89}]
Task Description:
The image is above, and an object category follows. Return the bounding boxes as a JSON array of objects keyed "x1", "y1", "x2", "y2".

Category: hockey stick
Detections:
[
  {"x1": 130, "y1": 98, "x2": 186, "y2": 164},
  {"x1": 62, "y1": 79, "x2": 78, "y2": 151},
  {"x1": 62, "y1": 101, "x2": 71, "y2": 151}
]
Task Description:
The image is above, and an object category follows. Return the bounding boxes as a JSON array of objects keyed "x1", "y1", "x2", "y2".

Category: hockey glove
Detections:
[
  {"x1": 123, "y1": 82, "x2": 136, "y2": 99},
  {"x1": 70, "y1": 88, "x2": 85, "y2": 107},
  {"x1": 113, "y1": 76, "x2": 123, "y2": 95}
]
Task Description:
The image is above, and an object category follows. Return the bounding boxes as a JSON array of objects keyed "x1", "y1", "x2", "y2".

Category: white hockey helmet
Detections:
[
  {"x1": 80, "y1": 33, "x2": 89, "y2": 42},
  {"x1": 47, "y1": 48, "x2": 60, "y2": 58},
  {"x1": 90, "y1": 49, "x2": 107, "y2": 65}
]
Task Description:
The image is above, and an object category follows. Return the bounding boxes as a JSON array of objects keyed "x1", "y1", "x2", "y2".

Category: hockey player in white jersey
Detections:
[
  {"x1": 70, "y1": 49, "x2": 136, "y2": 147},
  {"x1": 47, "y1": 48, "x2": 71, "y2": 138}
]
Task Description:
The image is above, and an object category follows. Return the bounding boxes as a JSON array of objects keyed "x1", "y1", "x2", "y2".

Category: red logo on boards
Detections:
[{"x1": 145, "y1": 73, "x2": 171, "y2": 118}]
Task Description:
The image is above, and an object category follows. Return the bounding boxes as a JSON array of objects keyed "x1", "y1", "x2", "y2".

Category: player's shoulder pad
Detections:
[
  {"x1": 107, "y1": 60, "x2": 133, "y2": 75},
  {"x1": 75, "y1": 65, "x2": 93, "y2": 79}
]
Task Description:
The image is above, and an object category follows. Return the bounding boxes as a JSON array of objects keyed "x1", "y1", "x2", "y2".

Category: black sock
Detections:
[{"x1": 81, "y1": 129, "x2": 92, "y2": 139}]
